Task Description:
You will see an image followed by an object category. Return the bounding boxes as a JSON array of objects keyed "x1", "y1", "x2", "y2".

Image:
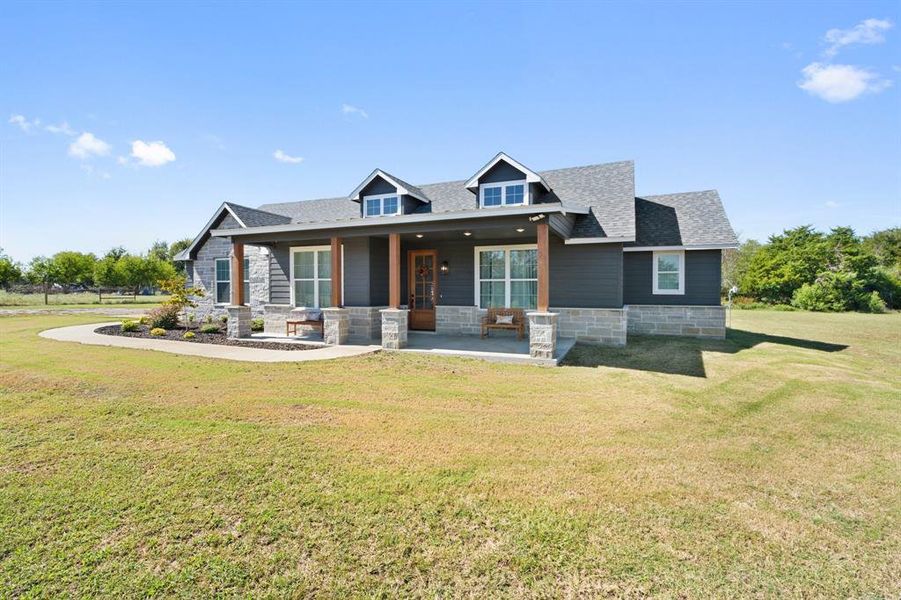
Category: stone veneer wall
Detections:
[
  {"x1": 551, "y1": 307, "x2": 627, "y2": 347},
  {"x1": 346, "y1": 306, "x2": 383, "y2": 343},
  {"x1": 625, "y1": 305, "x2": 726, "y2": 339},
  {"x1": 192, "y1": 242, "x2": 269, "y2": 321},
  {"x1": 435, "y1": 306, "x2": 485, "y2": 336}
]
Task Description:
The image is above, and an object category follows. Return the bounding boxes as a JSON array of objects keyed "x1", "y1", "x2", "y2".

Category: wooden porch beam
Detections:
[
  {"x1": 230, "y1": 241, "x2": 245, "y2": 306},
  {"x1": 536, "y1": 222, "x2": 549, "y2": 312},
  {"x1": 389, "y1": 233, "x2": 401, "y2": 308},
  {"x1": 330, "y1": 236, "x2": 342, "y2": 307}
]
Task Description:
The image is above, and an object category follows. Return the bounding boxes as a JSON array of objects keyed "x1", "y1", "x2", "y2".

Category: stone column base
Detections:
[
  {"x1": 227, "y1": 305, "x2": 252, "y2": 339},
  {"x1": 322, "y1": 307, "x2": 350, "y2": 345},
  {"x1": 380, "y1": 308, "x2": 408, "y2": 350},
  {"x1": 527, "y1": 312, "x2": 558, "y2": 360}
]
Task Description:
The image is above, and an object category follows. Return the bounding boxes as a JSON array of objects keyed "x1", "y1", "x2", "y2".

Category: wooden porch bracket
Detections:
[
  {"x1": 330, "y1": 236, "x2": 342, "y2": 307},
  {"x1": 389, "y1": 233, "x2": 401, "y2": 308},
  {"x1": 230, "y1": 241, "x2": 245, "y2": 306},
  {"x1": 536, "y1": 222, "x2": 549, "y2": 312}
]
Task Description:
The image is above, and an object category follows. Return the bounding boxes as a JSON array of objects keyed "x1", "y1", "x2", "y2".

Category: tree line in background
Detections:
[
  {"x1": 0, "y1": 239, "x2": 193, "y2": 303},
  {"x1": 723, "y1": 226, "x2": 900, "y2": 312}
]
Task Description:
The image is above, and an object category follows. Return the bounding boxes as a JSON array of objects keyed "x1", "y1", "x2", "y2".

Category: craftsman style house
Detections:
[{"x1": 175, "y1": 153, "x2": 737, "y2": 358}]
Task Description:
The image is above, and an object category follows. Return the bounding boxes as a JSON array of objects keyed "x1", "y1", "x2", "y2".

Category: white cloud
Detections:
[
  {"x1": 8, "y1": 114, "x2": 40, "y2": 133},
  {"x1": 130, "y1": 140, "x2": 176, "y2": 167},
  {"x1": 68, "y1": 132, "x2": 111, "y2": 159},
  {"x1": 341, "y1": 103, "x2": 369, "y2": 119},
  {"x1": 824, "y1": 18, "x2": 893, "y2": 57},
  {"x1": 80, "y1": 164, "x2": 111, "y2": 179},
  {"x1": 824, "y1": 200, "x2": 840, "y2": 208},
  {"x1": 798, "y1": 62, "x2": 891, "y2": 102},
  {"x1": 117, "y1": 156, "x2": 128, "y2": 165},
  {"x1": 44, "y1": 121, "x2": 76, "y2": 136},
  {"x1": 273, "y1": 149, "x2": 304, "y2": 164}
]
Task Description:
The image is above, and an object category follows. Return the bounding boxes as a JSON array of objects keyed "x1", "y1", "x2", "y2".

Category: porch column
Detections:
[
  {"x1": 381, "y1": 232, "x2": 408, "y2": 349},
  {"x1": 227, "y1": 241, "x2": 251, "y2": 338},
  {"x1": 536, "y1": 222, "x2": 549, "y2": 312},
  {"x1": 330, "y1": 236, "x2": 342, "y2": 307},
  {"x1": 230, "y1": 241, "x2": 245, "y2": 306},
  {"x1": 388, "y1": 232, "x2": 401, "y2": 308}
]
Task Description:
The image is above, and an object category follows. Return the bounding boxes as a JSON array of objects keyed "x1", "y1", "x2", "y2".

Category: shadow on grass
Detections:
[{"x1": 560, "y1": 329, "x2": 848, "y2": 377}]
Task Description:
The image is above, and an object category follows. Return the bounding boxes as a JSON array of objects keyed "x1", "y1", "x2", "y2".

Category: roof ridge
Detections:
[{"x1": 639, "y1": 189, "x2": 719, "y2": 199}]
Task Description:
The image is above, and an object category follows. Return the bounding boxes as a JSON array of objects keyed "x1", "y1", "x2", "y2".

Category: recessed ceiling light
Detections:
[
  {"x1": 516, "y1": 228, "x2": 525, "y2": 233},
  {"x1": 463, "y1": 232, "x2": 472, "y2": 236},
  {"x1": 415, "y1": 234, "x2": 424, "y2": 238}
]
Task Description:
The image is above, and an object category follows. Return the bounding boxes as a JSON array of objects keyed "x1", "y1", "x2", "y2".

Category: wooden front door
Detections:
[{"x1": 408, "y1": 249, "x2": 437, "y2": 331}]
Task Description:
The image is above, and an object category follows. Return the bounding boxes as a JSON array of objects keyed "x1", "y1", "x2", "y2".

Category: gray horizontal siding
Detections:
[
  {"x1": 343, "y1": 237, "x2": 371, "y2": 306},
  {"x1": 269, "y1": 245, "x2": 291, "y2": 305},
  {"x1": 623, "y1": 249, "x2": 722, "y2": 305},
  {"x1": 549, "y1": 238, "x2": 622, "y2": 308}
]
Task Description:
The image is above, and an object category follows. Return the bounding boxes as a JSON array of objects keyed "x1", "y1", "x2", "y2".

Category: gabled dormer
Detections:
[
  {"x1": 349, "y1": 169, "x2": 430, "y2": 218},
  {"x1": 464, "y1": 152, "x2": 552, "y2": 208}
]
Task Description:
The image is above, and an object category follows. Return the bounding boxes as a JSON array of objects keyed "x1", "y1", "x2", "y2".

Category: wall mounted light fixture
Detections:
[{"x1": 440, "y1": 261, "x2": 449, "y2": 274}]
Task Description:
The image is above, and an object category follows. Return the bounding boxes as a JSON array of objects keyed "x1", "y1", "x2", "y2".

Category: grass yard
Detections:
[
  {"x1": 1, "y1": 310, "x2": 898, "y2": 597},
  {"x1": 0, "y1": 290, "x2": 165, "y2": 309}
]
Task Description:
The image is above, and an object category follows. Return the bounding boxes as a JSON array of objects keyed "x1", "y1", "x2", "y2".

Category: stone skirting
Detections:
[
  {"x1": 626, "y1": 304, "x2": 726, "y2": 339},
  {"x1": 322, "y1": 308, "x2": 349, "y2": 345},
  {"x1": 551, "y1": 307, "x2": 627, "y2": 347},
  {"x1": 346, "y1": 306, "x2": 384, "y2": 343},
  {"x1": 435, "y1": 305, "x2": 485, "y2": 336},
  {"x1": 262, "y1": 304, "x2": 294, "y2": 335},
  {"x1": 380, "y1": 309, "x2": 408, "y2": 350}
]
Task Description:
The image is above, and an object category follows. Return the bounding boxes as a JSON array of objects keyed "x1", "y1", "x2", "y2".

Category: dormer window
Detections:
[
  {"x1": 480, "y1": 181, "x2": 527, "y2": 208},
  {"x1": 364, "y1": 193, "x2": 401, "y2": 218}
]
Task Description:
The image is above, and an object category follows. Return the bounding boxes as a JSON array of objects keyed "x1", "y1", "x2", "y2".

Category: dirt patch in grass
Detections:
[{"x1": 94, "y1": 324, "x2": 318, "y2": 351}]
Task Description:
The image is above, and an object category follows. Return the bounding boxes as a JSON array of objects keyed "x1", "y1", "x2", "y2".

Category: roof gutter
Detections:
[
  {"x1": 623, "y1": 244, "x2": 739, "y2": 251},
  {"x1": 209, "y1": 203, "x2": 589, "y2": 238}
]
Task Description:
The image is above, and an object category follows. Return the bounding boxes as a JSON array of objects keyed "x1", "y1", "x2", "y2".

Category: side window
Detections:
[{"x1": 652, "y1": 251, "x2": 684, "y2": 295}]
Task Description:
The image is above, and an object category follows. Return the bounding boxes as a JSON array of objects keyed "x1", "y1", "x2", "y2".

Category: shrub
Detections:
[
  {"x1": 150, "y1": 327, "x2": 166, "y2": 336},
  {"x1": 204, "y1": 314, "x2": 213, "y2": 324},
  {"x1": 771, "y1": 304, "x2": 797, "y2": 311},
  {"x1": 219, "y1": 314, "x2": 229, "y2": 324},
  {"x1": 138, "y1": 315, "x2": 150, "y2": 325},
  {"x1": 187, "y1": 313, "x2": 196, "y2": 324},
  {"x1": 120, "y1": 320, "x2": 140, "y2": 332},
  {"x1": 183, "y1": 331, "x2": 196, "y2": 339},
  {"x1": 200, "y1": 324, "x2": 220, "y2": 334},
  {"x1": 147, "y1": 303, "x2": 180, "y2": 329},
  {"x1": 861, "y1": 290, "x2": 887, "y2": 313},
  {"x1": 251, "y1": 318, "x2": 264, "y2": 332}
]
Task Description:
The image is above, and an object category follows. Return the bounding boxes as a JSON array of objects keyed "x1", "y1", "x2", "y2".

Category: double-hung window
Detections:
[
  {"x1": 290, "y1": 246, "x2": 333, "y2": 308},
  {"x1": 475, "y1": 245, "x2": 538, "y2": 309},
  {"x1": 652, "y1": 251, "x2": 685, "y2": 295},
  {"x1": 479, "y1": 180, "x2": 527, "y2": 207},
  {"x1": 364, "y1": 193, "x2": 400, "y2": 217},
  {"x1": 214, "y1": 257, "x2": 250, "y2": 304}
]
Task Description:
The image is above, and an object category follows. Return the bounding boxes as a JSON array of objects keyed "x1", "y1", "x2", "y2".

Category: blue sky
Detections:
[{"x1": 1, "y1": 1, "x2": 899, "y2": 261}]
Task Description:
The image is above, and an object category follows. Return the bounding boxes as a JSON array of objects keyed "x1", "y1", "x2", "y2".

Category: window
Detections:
[
  {"x1": 479, "y1": 180, "x2": 528, "y2": 207},
  {"x1": 290, "y1": 246, "x2": 336, "y2": 308},
  {"x1": 214, "y1": 257, "x2": 250, "y2": 304},
  {"x1": 475, "y1": 245, "x2": 538, "y2": 309},
  {"x1": 652, "y1": 251, "x2": 684, "y2": 295},
  {"x1": 363, "y1": 193, "x2": 401, "y2": 217}
]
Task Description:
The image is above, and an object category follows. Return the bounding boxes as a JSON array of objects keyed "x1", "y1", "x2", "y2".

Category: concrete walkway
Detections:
[{"x1": 39, "y1": 322, "x2": 380, "y2": 363}]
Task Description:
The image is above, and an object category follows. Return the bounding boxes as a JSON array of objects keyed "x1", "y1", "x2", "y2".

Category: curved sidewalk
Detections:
[{"x1": 39, "y1": 322, "x2": 380, "y2": 363}]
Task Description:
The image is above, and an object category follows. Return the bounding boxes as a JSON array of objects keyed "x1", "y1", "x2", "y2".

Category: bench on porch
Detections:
[
  {"x1": 286, "y1": 309, "x2": 323, "y2": 338},
  {"x1": 481, "y1": 308, "x2": 525, "y2": 340}
]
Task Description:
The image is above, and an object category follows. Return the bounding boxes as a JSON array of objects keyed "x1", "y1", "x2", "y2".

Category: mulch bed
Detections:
[{"x1": 94, "y1": 324, "x2": 319, "y2": 351}]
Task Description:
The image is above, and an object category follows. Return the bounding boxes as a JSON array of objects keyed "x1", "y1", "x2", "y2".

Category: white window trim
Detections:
[
  {"x1": 362, "y1": 193, "x2": 402, "y2": 218},
  {"x1": 652, "y1": 250, "x2": 685, "y2": 295},
  {"x1": 478, "y1": 180, "x2": 529, "y2": 208},
  {"x1": 473, "y1": 243, "x2": 538, "y2": 308},
  {"x1": 288, "y1": 245, "x2": 344, "y2": 308},
  {"x1": 214, "y1": 257, "x2": 249, "y2": 305}
]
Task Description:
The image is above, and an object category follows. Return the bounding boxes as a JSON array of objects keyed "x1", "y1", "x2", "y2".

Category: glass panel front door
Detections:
[{"x1": 408, "y1": 249, "x2": 437, "y2": 330}]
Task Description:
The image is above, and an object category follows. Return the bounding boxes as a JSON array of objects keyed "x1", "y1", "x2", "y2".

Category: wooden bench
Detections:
[
  {"x1": 286, "y1": 317, "x2": 323, "y2": 337},
  {"x1": 481, "y1": 307, "x2": 525, "y2": 340}
]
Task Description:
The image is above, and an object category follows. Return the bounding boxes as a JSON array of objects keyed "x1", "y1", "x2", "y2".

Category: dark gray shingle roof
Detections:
[
  {"x1": 259, "y1": 160, "x2": 637, "y2": 240},
  {"x1": 224, "y1": 202, "x2": 292, "y2": 227},
  {"x1": 630, "y1": 191, "x2": 738, "y2": 247}
]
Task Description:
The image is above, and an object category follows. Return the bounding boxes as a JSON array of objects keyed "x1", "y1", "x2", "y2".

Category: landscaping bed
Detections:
[{"x1": 94, "y1": 323, "x2": 318, "y2": 351}]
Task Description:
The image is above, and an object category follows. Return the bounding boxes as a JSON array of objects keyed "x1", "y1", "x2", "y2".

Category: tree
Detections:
[
  {"x1": 722, "y1": 239, "x2": 761, "y2": 295},
  {"x1": 159, "y1": 275, "x2": 204, "y2": 330},
  {"x1": 114, "y1": 255, "x2": 176, "y2": 297},
  {"x1": 740, "y1": 226, "x2": 830, "y2": 304},
  {"x1": 51, "y1": 251, "x2": 97, "y2": 289},
  {"x1": 0, "y1": 249, "x2": 22, "y2": 289},
  {"x1": 104, "y1": 246, "x2": 128, "y2": 261},
  {"x1": 148, "y1": 240, "x2": 169, "y2": 262},
  {"x1": 25, "y1": 256, "x2": 58, "y2": 304},
  {"x1": 862, "y1": 227, "x2": 901, "y2": 268},
  {"x1": 168, "y1": 238, "x2": 192, "y2": 274}
]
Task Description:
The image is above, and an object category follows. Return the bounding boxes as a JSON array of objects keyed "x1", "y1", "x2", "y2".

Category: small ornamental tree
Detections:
[{"x1": 159, "y1": 275, "x2": 205, "y2": 330}]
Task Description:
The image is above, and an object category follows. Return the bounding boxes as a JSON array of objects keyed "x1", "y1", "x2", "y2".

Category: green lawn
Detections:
[
  {"x1": 0, "y1": 290, "x2": 165, "y2": 308},
  {"x1": 1, "y1": 310, "x2": 898, "y2": 597}
]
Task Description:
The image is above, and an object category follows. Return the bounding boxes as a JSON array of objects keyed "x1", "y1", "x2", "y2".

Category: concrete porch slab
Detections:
[{"x1": 399, "y1": 332, "x2": 575, "y2": 366}]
